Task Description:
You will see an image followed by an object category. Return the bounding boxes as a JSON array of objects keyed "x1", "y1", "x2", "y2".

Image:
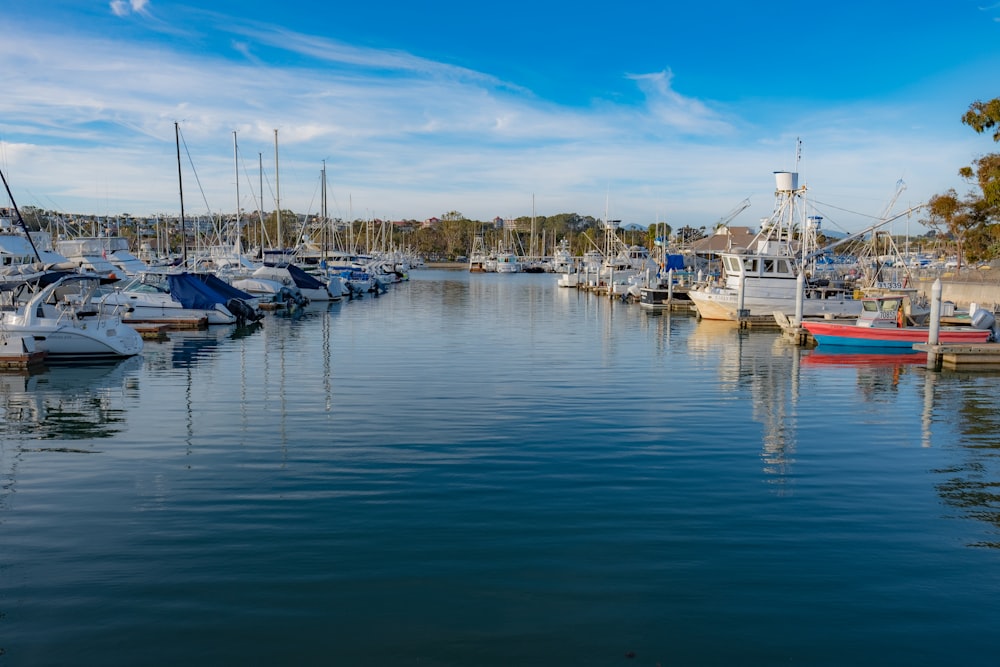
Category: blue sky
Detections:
[{"x1": 2, "y1": 0, "x2": 999, "y2": 234}]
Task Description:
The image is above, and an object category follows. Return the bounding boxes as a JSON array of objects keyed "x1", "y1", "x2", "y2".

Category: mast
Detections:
[
  {"x1": 233, "y1": 130, "x2": 240, "y2": 251},
  {"x1": 530, "y1": 193, "x2": 536, "y2": 259},
  {"x1": 0, "y1": 168, "x2": 42, "y2": 262},
  {"x1": 175, "y1": 121, "x2": 187, "y2": 265},
  {"x1": 258, "y1": 152, "x2": 264, "y2": 251},
  {"x1": 274, "y1": 129, "x2": 281, "y2": 252},
  {"x1": 321, "y1": 160, "x2": 328, "y2": 259}
]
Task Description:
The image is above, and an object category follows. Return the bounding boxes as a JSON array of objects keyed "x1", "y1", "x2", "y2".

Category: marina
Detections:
[{"x1": 3, "y1": 269, "x2": 1000, "y2": 665}]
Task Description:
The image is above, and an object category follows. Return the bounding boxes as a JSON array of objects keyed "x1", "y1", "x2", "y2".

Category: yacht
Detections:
[{"x1": 0, "y1": 272, "x2": 143, "y2": 360}]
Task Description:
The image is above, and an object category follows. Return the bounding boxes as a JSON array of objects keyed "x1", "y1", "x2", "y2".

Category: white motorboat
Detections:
[
  {"x1": 0, "y1": 272, "x2": 143, "y2": 360},
  {"x1": 54, "y1": 237, "x2": 125, "y2": 280},
  {"x1": 97, "y1": 272, "x2": 250, "y2": 326}
]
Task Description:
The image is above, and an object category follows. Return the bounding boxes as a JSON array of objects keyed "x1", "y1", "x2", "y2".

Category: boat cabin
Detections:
[{"x1": 857, "y1": 295, "x2": 908, "y2": 329}]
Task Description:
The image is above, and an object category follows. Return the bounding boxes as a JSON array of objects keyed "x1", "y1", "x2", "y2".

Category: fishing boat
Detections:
[
  {"x1": 687, "y1": 170, "x2": 860, "y2": 321},
  {"x1": 0, "y1": 272, "x2": 144, "y2": 360},
  {"x1": 801, "y1": 294, "x2": 992, "y2": 348}
]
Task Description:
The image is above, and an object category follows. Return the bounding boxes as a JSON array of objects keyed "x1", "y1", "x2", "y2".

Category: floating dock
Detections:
[
  {"x1": 913, "y1": 342, "x2": 1000, "y2": 371},
  {"x1": 0, "y1": 335, "x2": 47, "y2": 370}
]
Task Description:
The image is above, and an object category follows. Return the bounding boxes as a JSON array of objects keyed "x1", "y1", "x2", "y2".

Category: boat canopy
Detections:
[
  {"x1": 194, "y1": 272, "x2": 255, "y2": 301},
  {"x1": 265, "y1": 262, "x2": 327, "y2": 290},
  {"x1": 664, "y1": 254, "x2": 685, "y2": 271},
  {"x1": 167, "y1": 272, "x2": 252, "y2": 310}
]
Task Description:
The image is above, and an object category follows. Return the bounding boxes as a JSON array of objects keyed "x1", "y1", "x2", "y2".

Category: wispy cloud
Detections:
[
  {"x1": 627, "y1": 70, "x2": 735, "y2": 136},
  {"x1": 110, "y1": 0, "x2": 150, "y2": 18},
  {"x1": 0, "y1": 9, "x2": 983, "y2": 230}
]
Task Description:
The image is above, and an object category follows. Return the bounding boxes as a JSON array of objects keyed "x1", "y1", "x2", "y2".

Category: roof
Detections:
[{"x1": 688, "y1": 226, "x2": 757, "y2": 256}]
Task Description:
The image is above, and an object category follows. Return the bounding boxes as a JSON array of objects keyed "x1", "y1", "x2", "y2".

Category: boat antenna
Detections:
[
  {"x1": 0, "y1": 167, "x2": 43, "y2": 262},
  {"x1": 794, "y1": 137, "x2": 802, "y2": 173}
]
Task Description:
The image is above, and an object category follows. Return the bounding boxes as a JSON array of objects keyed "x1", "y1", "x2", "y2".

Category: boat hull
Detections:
[
  {"x1": 802, "y1": 321, "x2": 991, "y2": 348},
  {"x1": 688, "y1": 286, "x2": 860, "y2": 321}
]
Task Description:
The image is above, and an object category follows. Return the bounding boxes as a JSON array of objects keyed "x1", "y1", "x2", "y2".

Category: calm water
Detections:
[{"x1": 2, "y1": 269, "x2": 1000, "y2": 665}]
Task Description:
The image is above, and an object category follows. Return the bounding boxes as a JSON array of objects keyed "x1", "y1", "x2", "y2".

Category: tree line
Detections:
[{"x1": 925, "y1": 97, "x2": 1000, "y2": 267}]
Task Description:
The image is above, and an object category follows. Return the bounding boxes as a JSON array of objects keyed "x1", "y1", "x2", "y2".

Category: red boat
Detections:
[{"x1": 802, "y1": 294, "x2": 992, "y2": 349}]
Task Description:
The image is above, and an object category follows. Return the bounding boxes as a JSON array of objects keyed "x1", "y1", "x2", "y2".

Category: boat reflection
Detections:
[
  {"x1": 801, "y1": 347, "x2": 927, "y2": 367},
  {"x1": 802, "y1": 346, "x2": 927, "y2": 397},
  {"x1": 687, "y1": 321, "x2": 800, "y2": 491},
  {"x1": 142, "y1": 321, "x2": 263, "y2": 371},
  {"x1": 0, "y1": 356, "x2": 142, "y2": 441}
]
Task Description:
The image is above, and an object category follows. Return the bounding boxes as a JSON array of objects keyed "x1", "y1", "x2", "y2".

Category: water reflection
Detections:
[
  {"x1": 802, "y1": 347, "x2": 927, "y2": 398},
  {"x1": 930, "y1": 377, "x2": 1000, "y2": 548},
  {"x1": 0, "y1": 356, "x2": 142, "y2": 442},
  {"x1": 141, "y1": 321, "x2": 263, "y2": 371},
  {"x1": 687, "y1": 321, "x2": 800, "y2": 490}
]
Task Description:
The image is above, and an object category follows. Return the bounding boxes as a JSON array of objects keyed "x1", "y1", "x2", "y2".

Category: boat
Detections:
[
  {"x1": 469, "y1": 232, "x2": 489, "y2": 272},
  {"x1": 687, "y1": 170, "x2": 861, "y2": 321},
  {"x1": 494, "y1": 251, "x2": 521, "y2": 273},
  {"x1": 97, "y1": 271, "x2": 262, "y2": 327},
  {"x1": 54, "y1": 237, "x2": 125, "y2": 280},
  {"x1": 251, "y1": 261, "x2": 340, "y2": 302},
  {"x1": 801, "y1": 294, "x2": 993, "y2": 348},
  {"x1": 0, "y1": 272, "x2": 144, "y2": 360}
]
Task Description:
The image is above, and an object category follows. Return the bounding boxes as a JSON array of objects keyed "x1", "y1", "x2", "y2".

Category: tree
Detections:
[
  {"x1": 962, "y1": 98, "x2": 1000, "y2": 142},
  {"x1": 924, "y1": 98, "x2": 1000, "y2": 264}
]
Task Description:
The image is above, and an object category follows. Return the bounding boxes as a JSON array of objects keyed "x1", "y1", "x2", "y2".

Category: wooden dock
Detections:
[
  {"x1": 0, "y1": 335, "x2": 47, "y2": 370},
  {"x1": 737, "y1": 313, "x2": 784, "y2": 331},
  {"x1": 130, "y1": 324, "x2": 171, "y2": 340}
]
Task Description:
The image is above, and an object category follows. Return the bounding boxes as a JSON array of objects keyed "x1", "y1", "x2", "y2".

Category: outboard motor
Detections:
[
  {"x1": 226, "y1": 298, "x2": 264, "y2": 326},
  {"x1": 969, "y1": 304, "x2": 999, "y2": 341}
]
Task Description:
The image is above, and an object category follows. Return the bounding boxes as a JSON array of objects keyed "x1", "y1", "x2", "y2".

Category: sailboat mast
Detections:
[
  {"x1": 0, "y1": 168, "x2": 42, "y2": 262},
  {"x1": 321, "y1": 160, "x2": 328, "y2": 258},
  {"x1": 175, "y1": 121, "x2": 187, "y2": 265},
  {"x1": 233, "y1": 130, "x2": 240, "y2": 248},
  {"x1": 274, "y1": 129, "x2": 281, "y2": 251},
  {"x1": 530, "y1": 193, "x2": 536, "y2": 259}
]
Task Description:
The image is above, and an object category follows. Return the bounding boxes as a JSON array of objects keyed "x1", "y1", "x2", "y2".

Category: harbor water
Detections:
[{"x1": 2, "y1": 269, "x2": 1000, "y2": 665}]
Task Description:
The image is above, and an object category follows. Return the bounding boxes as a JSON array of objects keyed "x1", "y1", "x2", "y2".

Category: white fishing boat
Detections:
[
  {"x1": 0, "y1": 272, "x2": 143, "y2": 360},
  {"x1": 687, "y1": 170, "x2": 861, "y2": 321}
]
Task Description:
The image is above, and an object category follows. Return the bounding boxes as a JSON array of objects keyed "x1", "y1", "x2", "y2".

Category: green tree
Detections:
[{"x1": 924, "y1": 98, "x2": 1000, "y2": 264}]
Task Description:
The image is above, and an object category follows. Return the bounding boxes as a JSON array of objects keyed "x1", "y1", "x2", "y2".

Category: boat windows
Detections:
[{"x1": 880, "y1": 299, "x2": 901, "y2": 314}]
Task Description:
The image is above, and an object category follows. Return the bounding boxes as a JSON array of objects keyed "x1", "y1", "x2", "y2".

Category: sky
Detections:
[{"x1": 1, "y1": 0, "x2": 999, "y2": 235}]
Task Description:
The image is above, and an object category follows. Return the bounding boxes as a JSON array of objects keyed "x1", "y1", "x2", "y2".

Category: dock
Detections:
[
  {"x1": 738, "y1": 312, "x2": 784, "y2": 331},
  {"x1": 130, "y1": 324, "x2": 171, "y2": 340},
  {"x1": 913, "y1": 342, "x2": 1000, "y2": 370},
  {"x1": 0, "y1": 334, "x2": 48, "y2": 370}
]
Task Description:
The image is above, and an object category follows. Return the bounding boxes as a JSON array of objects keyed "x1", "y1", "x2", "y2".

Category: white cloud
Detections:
[
  {"x1": 110, "y1": 0, "x2": 150, "y2": 18},
  {"x1": 0, "y1": 12, "x2": 981, "y2": 232},
  {"x1": 627, "y1": 69, "x2": 735, "y2": 136}
]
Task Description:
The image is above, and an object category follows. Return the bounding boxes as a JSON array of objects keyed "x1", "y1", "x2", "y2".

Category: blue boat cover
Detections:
[
  {"x1": 193, "y1": 273, "x2": 255, "y2": 301},
  {"x1": 665, "y1": 254, "x2": 685, "y2": 271},
  {"x1": 265, "y1": 262, "x2": 326, "y2": 290},
  {"x1": 167, "y1": 272, "x2": 251, "y2": 309}
]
